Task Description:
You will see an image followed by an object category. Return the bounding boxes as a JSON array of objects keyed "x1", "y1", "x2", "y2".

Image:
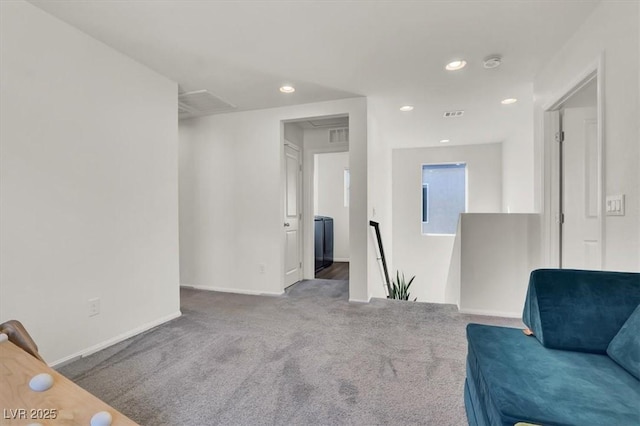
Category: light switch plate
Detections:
[{"x1": 605, "y1": 194, "x2": 625, "y2": 216}]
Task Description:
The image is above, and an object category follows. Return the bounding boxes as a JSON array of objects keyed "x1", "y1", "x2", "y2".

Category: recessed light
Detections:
[
  {"x1": 445, "y1": 60, "x2": 467, "y2": 71},
  {"x1": 279, "y1": 85, "x2": 295, "y2": 93},
  {"x1": 400, "y1": 105, "x2": 414, "y2": 112},
  {"x1": 440, "y1": 139, "x2": 450, "y2": 143},
  {"x1": 501, "y1": 98, "x2": 517, "y2": 105}
]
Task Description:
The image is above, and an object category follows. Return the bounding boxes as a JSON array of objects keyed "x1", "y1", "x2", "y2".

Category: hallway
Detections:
[{"x1": 315, "y1": 262, "x2": 349, "y2": 280}]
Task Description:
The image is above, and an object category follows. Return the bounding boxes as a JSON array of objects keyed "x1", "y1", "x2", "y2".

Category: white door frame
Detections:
[
  {"x1": 303, "y1": 145, "x2": 349, "y2": 279},
  {"x1": 542, "y1": 54, "x2": 605, "y2": 268},
  {"x1": 280, "y1": 114, "x2": 351, "y2": 289}
]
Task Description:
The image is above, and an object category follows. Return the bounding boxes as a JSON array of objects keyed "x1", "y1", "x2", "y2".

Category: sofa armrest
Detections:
[{"x1": 522, "y1": 269, "x2": 640, "y2": 353}]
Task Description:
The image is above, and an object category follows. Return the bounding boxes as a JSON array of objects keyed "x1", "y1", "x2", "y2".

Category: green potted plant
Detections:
[{"x1": 390, "y1": 271, "x2": 417, "y2": 301}]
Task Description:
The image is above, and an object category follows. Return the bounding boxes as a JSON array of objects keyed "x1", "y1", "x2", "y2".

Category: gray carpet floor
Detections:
[{"x1": 58, "y1": 280, "x2": 522, "y2": 425}]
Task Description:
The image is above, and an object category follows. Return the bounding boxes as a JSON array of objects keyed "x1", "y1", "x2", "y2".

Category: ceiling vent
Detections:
[
  {"x1": 329, "y1": 128, "x2": 349, "y2": 143},
  {"x1": 308, "y1": 117, "x2": 349, "y2": 128},
  {"x1": 178, "y1": 90, "x2": 236, "y2": 119},
  {"x1": 443, "y1": 110, "x2": 464, "y2": 118}
]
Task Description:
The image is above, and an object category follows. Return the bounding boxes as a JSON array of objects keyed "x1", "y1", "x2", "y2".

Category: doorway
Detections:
[
  {"x1": 546, "y1": 70, "x2": 603, "y2": 270},
  {"x1": 313, "y1": 151, "x2": 350, "y2": 281},
  {"x1": 282, "y1": 115, "x2": 350, "y2": 289}
]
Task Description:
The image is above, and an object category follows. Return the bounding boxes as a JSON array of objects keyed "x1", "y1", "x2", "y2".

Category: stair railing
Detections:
[{"x1": 369, "y1": 221, "x2": 392, "y2": 298}]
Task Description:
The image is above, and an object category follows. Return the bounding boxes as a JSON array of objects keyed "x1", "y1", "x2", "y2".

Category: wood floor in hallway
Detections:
[{"x1": 315, "y1": 262, "x2": 349, "y2": 280}]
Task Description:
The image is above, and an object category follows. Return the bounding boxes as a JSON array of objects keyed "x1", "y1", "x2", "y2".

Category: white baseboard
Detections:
[
  {"x1": 333, "y1": 258, "x2": 350, "y2": 262},
  {"x1": 49, "y1": 310, "x2": 182, "y2": 368},
  {"x1": 458, "y1": 308, "x2": 521, "y2": 318},
  {"x1": 349, "y1": 295, "x2": 371, "y2": 303},
  {"x1": 181, "y1": 284, "x2": 284, "y2": 297},
  {"x1": 184, "y1": 283, "x2": 360, "y2": 302}
]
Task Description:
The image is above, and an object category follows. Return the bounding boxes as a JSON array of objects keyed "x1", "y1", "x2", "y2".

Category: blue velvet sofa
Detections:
[{"x1": 464, "y1": 269, "x2": 640, "y2": 426}]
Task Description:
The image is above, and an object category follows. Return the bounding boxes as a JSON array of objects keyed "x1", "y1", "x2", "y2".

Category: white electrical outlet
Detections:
[
  {"x1": 88, "y1": 298, "x2": 100, "y2": 317},
  {"x1": 258, "y1": 264, "x2": 266, "y2": 274}
]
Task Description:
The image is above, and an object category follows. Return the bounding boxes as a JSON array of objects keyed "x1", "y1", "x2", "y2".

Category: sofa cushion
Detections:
[
  {"x1": 522, "y1": 269, "x2": 640, "y2": 353},
  {"x1": 607, "y1": 304, "x2": 640, "y2": 380},
  {"x1": 466, "y1": 324, "x2": 640, "y2": 426}
]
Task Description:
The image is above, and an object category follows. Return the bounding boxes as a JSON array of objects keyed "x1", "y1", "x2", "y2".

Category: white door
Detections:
[
  {"x1": 561, "y1": 107, "x2": 600, "y2": 269},
  {"x1": 284, "y1": 143, "x2": 302, "y2": 287}
]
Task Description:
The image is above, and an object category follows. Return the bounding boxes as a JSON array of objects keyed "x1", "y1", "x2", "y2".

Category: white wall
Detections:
[
  {"x1": 534, "y1": 1, "x2": 640, "y2": 272},
  {"x1": 303, "y1": 126, "x2": 349, "y2": 152},
  {"x1": 365, "y1": 93, "x2": 535, "y2": 301},
  {"x1": 502, "y1": 84, "x2": 535, "y2": 213},
  {"x1": 458, "y1": 213, "x2": 540, "y2": 317},
  {"x1": 0, "y1": 1, "x2": 180, "y2": 365},
  {"x1": 284, "y1": 122, "x2": 304, "y2": 148},
  {"x1": 366, "y1": 98, "x2": 394, "y2": 299},
  {"x1": 179, "y1": 98, "x2": 370, "y2": 301},
  {"x1": 315, "y1": 152, "x2": 350, "y2": 261},
  {"x1": 178, "y1": 121, "x2": 236, "y2": 294},
  {"x1": 392, "y1": 143, "x2": 502, "y2": 303},
  {"x1": 301, "y1": 125, "x2": 349, "y2": 222}
]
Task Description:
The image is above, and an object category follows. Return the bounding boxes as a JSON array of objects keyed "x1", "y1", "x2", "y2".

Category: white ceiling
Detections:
[{"x1": 29, "y1": 0, "x2": 600, "y2": 147}]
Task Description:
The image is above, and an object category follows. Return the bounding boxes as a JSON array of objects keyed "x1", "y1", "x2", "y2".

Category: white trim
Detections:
[
  {"x1": 284, "y1": 140, "x2": 301, "y2": 151},
  {"x1": 306, "y1": 145, "x2": 349, "y2": 155},
  {"x1": 180, "y1": 284, "x2": 284, "y2": 297},
  {"x1": 332, "y1": 257, "x2": 350, "y2": 262},
  {"x1": 349, "y1": 296, "x2": 370, "y2": 303},
  {"x1": 595, "y1": 55, "x2": 606, "y2": 268},
  {"x1": 343, "y1": 168, "x2": 350, "y2": 207},
  {"x1": 458, "y1": 308, "x2": 521, "y2": 319},
  {"x1": 301, "y1": 132, "x2": 349, "y2": 282},
  {"x1": 542, "y1": 55, "x2": 602, "y2": 111},
  {"x1": 542, "y1": 53, "x2": 605, "y2": 269},
  {"x1": 49, "y1": 311, "x2": 182, "y2": 368}
]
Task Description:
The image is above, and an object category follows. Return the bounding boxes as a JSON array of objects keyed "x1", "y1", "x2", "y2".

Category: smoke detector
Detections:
[{"x1": 483, "y1": 55, "x2": 502, "y2": 69}]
